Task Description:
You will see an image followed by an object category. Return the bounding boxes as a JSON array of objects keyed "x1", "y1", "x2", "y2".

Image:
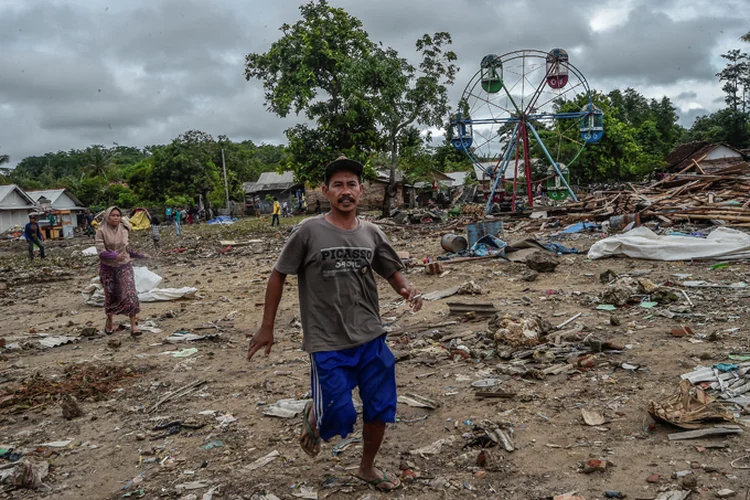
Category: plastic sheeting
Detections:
[
  {"x1": 588, "y1": 226, "x2": 750, "y2": 261},
  {"x1": 81, "y1": 266, "x2": 198, "y2": 306}
]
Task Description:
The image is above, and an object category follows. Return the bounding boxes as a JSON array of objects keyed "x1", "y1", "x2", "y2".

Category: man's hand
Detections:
[
  {"x1": 115, "y1": 252, "x2": 128, "y2": 263},
  {"x1": 400, "y1": 284, "x2": 423, "y2": 312},
  {"x1": 246, "y1": 326, "x2": 274, "y2": 360},
  {"x1": 141, "y1": 253, "x2": 152, "y2": 259}
]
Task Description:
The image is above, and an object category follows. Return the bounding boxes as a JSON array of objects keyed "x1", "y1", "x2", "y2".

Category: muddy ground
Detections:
[{"x1": 1, "y1": 215, "x2": 749, "y2": 500}]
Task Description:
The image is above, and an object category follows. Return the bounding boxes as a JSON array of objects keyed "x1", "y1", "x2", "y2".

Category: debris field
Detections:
[{"x1": 1, "y1": 215, "x2": 750, "y2": 500}]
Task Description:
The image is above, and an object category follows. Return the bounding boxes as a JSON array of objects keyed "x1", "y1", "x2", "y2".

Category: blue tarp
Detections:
[
  {"x1": 561, "y1": 221, "x2": 598, "y2": 234},
  {"x1": 471, "y1": 234, "x2": 507, "y2": 257},
  {"x1": 544, "y1": 242, "x2": 580, "y2": 255},
  {"x1": 207, "y1": 216, "x2": 235, "y2": 225}
]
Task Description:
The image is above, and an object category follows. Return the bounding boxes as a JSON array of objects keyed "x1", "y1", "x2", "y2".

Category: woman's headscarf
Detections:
[{"x1": 96, "y1": 206, "x2": 132, "y2": 257}]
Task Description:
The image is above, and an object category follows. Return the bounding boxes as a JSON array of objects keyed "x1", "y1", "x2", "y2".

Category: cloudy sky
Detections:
[{"x1": 0, "y1": 0, "x2": 747, "y2": 165}]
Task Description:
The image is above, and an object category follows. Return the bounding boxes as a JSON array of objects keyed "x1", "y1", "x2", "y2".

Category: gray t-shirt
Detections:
[{"x1": 274, "y1": 215, "x2": 404, "y2": 353}]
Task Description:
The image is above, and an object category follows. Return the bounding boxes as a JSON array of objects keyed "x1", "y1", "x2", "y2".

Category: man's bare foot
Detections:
[
  {"x1": 356, "y1": 467, "x2": 401, "y2": 491},
  {"x1": 299, "y1": 401, "x2": 321, "y2": 457}
]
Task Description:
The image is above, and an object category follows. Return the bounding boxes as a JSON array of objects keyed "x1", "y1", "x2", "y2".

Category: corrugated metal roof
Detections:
[
  {"x1": 444, "y1": 172, "x2": 470, "y2": 186},
  {"x1": 38, "y1": 336, "x2": 78, "y2": 348},
  {"x1": 243, "y1": 171, "x2": 301, "y2": 193},
  {"x1": 27, "y1": 188, "x2": 85, "y2": 209},
  {"x1": 0, "y1": 184, "x2": 37, "y2": 207}
]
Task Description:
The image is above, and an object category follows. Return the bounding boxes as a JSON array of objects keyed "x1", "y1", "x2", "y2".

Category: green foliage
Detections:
[
  {"x1": 351, "y1": 32, "x2": 458, "y2": 182},
  {"x1": 4, "y1": 133, "x2": 285, "y2": 210},
  {"x1": 245, "y1": 0, "x2": 382, "y2": 184},
  {"x1": 685, "y1": 49, "x2": 750, "y2": 149},
  {"x1": 244, "y1": 1, "x2": 457, "y2": 194},
  {"x1": 686, "y1": 108, "x2": 750, "y2": 148},
  {"x1": 531, "y1": 90, "x2": 676, "y2": 184},
  {"x1": 715, "y1": 49, "x2": 748, "y2": 112}
]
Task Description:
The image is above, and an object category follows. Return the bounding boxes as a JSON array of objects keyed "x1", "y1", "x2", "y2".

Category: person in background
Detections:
[
  {"x1": 187, "y1": 206, "x2": 194, "y2": 225},
  {"x1": 150, "y1": 215, "x2": 161, "y2": 251},
  {"x1": 315, "y1": 199, "x2": 321, "y2": 215},
  {"x1": 281, "y1": 199, "x2": 289, "y2": 217},
  {"x1": 174, "y1": 206, "x2": 182, "y2": 237},
  {"x1": 24, "y1": 215, "x2": 45, "y2": 261},
  {"x1": 271, "y1": 197, "x2": 281, "y2": 226},
  {"x1": 47, "y1": 211, "x2": 57, "y2": 229},
  {"x1": 84, "y1": 209, "x2": 95, "y2": 237},
  {"x1": 165, "y1": 206, "x2": 173, "y2": 224},
  {"x1": 95, "y1": 206, "x2": 150, "y2": 337}
]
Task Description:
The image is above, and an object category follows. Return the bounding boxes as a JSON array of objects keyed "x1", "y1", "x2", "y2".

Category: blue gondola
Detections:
[
  {"x1": 450, "y1": 112, "x2": 473, "y2": 150},
  {"x1": 580, "y1": 104, "x2": 604, "y2": 143}
]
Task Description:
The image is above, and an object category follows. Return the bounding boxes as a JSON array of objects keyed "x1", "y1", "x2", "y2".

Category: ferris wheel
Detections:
[{"x1": 450, "y1": 49, "x2": 603, "y2": 213}]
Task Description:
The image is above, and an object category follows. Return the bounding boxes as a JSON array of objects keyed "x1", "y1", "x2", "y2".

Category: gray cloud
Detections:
[
  {"x1": 0, "y1": 0, "x2": 746, "y2": 166},
  {"x1": 677, "y1": 91, "x2": 698, "y2": 100}
]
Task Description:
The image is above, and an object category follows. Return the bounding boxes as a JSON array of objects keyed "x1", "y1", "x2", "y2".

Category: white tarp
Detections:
[
  {"x1": 81, "y1": 267, "x2": 197, "y2": 306},
  {"x1": 588, "y1": 226, "x2": 750, "y2": 261}
]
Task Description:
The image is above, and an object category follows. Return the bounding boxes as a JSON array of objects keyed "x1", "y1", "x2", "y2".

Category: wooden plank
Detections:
[{"x1": 668, "y1": 425, "x2": 743, "y2": 441}]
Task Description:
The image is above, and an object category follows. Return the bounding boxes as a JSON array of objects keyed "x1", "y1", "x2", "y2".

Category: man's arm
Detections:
[
  {"x1": 387, "y1": 271, "x2": 423, "y2": 312},
  {"x1": 247, "y1": 268, "x2": 287, "y2": 360}
]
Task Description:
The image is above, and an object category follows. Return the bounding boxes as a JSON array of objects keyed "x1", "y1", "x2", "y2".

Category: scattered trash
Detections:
[
  {"x1": 581, "y1": 408, "x2": 606, "y2": 426},
  {"x1": 654, "y1": 491, "x2": 690, "y2": 500},
  {"x1": 243, "y1": 450, "x2": 281, "y2": 471},
  {"x1": 331, "y1": 434, "x2": 362, "y2": 457},
  {"x1": 409, "y1": 436, "x2": 456, "y2": 458},
  {"x1": 716, "y1": 490, "x2": 736, "y2": 498},
  {"x1": 38, "y1": 336, "x2": 78, "y2": 348},
  {"x1": 668, "y1": 425, "x2": 743, "y2": 440},
  {"x1": 172, "y1": 348, "x2": 199, "y2": 358},
  {"x1": 423, "y1": 287, "x2": 460, "y2": 301},
  {"x1": 262, "y1": 399, "x2": 312, "y2": 419},
  {"x1": 11, "y1": 460, "x2": 49, "y2": 489},
  {"x1": 471, "y1": 379, "x2": 501, "y2": 388},
  {"x1": 175, "y1": 481, "x2": 211, "y2": 492},
  {"x1": 215, "y1": 413, "x2": 238, "y2": 428},
  {"x1": 200, "y1": 440, "x2": 224, "y2": 451},
  {"x1": 649, "y1": 379, "x2": 737, "y2": 429},
  {"x1": 397, "y1": 393, "x2": 439, "y2": 409},
  {"x1": 291, "y1": 486, "x2": 318, "y2": 499}
]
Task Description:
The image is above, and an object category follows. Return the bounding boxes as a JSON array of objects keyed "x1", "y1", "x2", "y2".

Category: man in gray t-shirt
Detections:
[{"x1": 247, "y1": 157, "x2": 422, "y2": 492}]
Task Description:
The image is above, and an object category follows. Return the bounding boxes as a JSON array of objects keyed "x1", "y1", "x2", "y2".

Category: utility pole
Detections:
[{"x1": 221, "y1": 148, "x2": 230, "y2": 214}]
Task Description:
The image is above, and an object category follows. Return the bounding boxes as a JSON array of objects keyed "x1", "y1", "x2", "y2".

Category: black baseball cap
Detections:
[{"x1": 324, "y1": 156, "x2": 363, "y2": 183}]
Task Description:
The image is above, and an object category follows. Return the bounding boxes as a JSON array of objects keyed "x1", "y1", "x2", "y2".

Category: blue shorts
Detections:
[{"x1": 310, "y1": 335, "x2": 397, "y2": 441}]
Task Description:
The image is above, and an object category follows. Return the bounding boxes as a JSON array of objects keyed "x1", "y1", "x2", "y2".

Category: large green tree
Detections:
[
  {"x1": 716, "y1": 49, "x2": 749, "y2": 112},
  {"x1": 348, "y1": 32, "x2": 458, "y2": 213},
  {"x1": 244, "y1": 0, "x2": 381, "y2": 184}
]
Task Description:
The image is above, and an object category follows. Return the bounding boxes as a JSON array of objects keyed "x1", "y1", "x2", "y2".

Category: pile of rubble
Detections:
[{"x1": 566, "y1": 164, "x2": 750, "y2": 227}]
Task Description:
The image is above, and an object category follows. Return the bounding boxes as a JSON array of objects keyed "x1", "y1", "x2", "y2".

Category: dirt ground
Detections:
[{"x1": 1, "y1": 215, "x2": 749, "y2": 500}]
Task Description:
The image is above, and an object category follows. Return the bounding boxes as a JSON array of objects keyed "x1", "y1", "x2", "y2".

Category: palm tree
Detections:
[
  {"x1": 0, "y1": 149, "x2": 8, "y2": 166},
  {"x1": 742, "y1": 31, "x2": 750, "y2": 42},
  {"x1": 85, "y1": 145, "x2": 112, "y2": 179}
]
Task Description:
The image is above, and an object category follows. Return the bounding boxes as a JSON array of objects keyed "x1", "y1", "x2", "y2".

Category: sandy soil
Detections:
[{"x1": 1, "y1": 216, "x2": 749, "y2": 500}]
